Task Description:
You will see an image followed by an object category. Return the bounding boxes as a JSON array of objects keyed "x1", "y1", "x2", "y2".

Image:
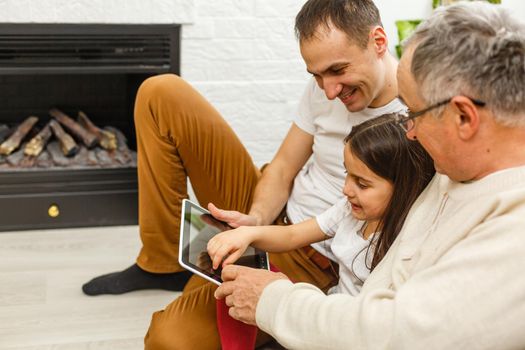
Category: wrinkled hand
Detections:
[
  {"x1": 207, "y1": 228, "x2": 252, "y2": 270},
  {"x1": 208, "y1": 203, "x2": 258, "y2": 228},
  {"x1": 215, "y1": 265, "x2": 289, "y2": 325}
]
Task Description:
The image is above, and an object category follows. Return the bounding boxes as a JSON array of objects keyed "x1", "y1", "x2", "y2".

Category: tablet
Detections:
[{"x1": 179, "y1": 199, "x2": 269, "y2": 285}]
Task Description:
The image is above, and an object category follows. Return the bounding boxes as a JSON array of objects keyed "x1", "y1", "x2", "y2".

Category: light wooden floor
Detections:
[{"x1": 0, "y1": 226, "x2": 180, "y2": 350}]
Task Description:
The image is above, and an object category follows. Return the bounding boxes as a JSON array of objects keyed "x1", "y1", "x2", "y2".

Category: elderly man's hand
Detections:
[{"x1": 215, "y1": 265, "x2": 289, "y2": 325}]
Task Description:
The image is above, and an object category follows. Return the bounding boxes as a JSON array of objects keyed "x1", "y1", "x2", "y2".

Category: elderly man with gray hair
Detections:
[{"x1": 215, "y1": 2, "x2": 525, "y2": 349}]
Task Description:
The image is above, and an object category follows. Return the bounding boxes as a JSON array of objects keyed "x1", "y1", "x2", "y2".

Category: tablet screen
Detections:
[{"x1": 179, "y1": 199, "x2": 269, "y2": 285}]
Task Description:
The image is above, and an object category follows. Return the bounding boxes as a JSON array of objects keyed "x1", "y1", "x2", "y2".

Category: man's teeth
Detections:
[{"x1": 340, "y1": 88, "x2": 356, "y2": 99}]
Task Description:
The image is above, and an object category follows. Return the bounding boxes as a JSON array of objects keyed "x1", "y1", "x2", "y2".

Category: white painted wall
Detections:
[
  {"x1": 0, "y1": 0, "x2": 523, "y2": 166},
  {"x1": 185, "y1": 0, "x2": 525, "y2": 166},
  {"x1": 182, "y1": 0, "x2": 308, "y2": 166}
]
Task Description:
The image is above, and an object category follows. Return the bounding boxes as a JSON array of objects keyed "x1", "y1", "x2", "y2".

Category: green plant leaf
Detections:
[
  {"x1": 395, "y1": 20, "x2": 422, "y2": 57},
  {"x1": 433, "y1": 0, "x2": 501, "y2": 8}
]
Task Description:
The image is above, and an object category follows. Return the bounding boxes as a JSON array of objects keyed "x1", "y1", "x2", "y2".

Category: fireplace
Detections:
[{"x1": 0, "y1": 23, "x2": 180, "y2": 231}]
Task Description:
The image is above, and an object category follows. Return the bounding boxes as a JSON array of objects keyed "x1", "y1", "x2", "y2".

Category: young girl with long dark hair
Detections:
[{"x1": 208, "y1": 114, "x2": 435, "y2": 296}]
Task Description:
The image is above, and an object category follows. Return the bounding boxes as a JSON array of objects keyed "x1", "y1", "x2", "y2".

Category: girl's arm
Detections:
[{"x1": 207, "y1": 218, "x2": 326, "y2": 269}]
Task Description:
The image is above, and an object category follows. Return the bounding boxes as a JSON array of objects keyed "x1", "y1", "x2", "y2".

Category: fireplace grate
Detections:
[{"x1": 0, "y1": 24, "x2": 179, "y2": 74}]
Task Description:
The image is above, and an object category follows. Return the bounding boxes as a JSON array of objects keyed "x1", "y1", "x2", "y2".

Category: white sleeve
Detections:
[
  {"x1": 256, "y1": 215, "x2": 525, "y2": 350},
  {"x1": 315, "y1": 197, "x2": 348, "y2": 237},
  {"x1": 294, "y1": 77, "x2": 318, "y2": 135}
]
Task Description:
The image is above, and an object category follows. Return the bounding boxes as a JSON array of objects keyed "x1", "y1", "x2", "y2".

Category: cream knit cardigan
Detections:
[{"x1": 257, "y1": 166, "x2": 525, "y2": 350}]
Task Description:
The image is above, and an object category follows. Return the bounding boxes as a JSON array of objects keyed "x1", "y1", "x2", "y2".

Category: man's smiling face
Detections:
[{"x1": 300, "y1": 26, "x2": 386, "y2": 112}]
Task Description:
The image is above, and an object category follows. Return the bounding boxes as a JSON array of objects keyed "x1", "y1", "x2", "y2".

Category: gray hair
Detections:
[{"x1": 404, "y1": 1, "x2": 525, "y2": 127}]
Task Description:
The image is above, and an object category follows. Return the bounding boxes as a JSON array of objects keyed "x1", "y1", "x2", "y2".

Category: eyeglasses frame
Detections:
[{"x1": 395, "y1": 97, "x2": 486, "y2": 132}]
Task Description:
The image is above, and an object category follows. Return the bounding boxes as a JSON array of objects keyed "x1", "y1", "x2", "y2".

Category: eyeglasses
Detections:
[{"x1": 395, "y1": 97, "x2": 486, "y2": 132}]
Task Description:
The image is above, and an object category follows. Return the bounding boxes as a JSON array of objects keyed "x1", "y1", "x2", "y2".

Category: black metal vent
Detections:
[{"x1": 0, "y1": 24, "x2": 180, "y2": 74}]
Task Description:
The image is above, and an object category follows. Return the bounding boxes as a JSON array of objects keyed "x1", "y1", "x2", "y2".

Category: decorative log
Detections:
[
  {"x1": 112, "y1": 150, "x2": 131, "y2": 165},
  {"x1": 49, "y1": 119, "x2": 79, "y2": 157},
  {"x1": 47, "y1": 141, "x2": 71, "y2": 166},
  {"x1": 104, "y1": 126, "x2": 129, "y2": 151},
  {"x1": 70, "y1": 146, "x2": 89, "y2": 167},
  {"x1": 0, "y1": 124, "x2": 10, "y2": 144},
  {"x1": 104, "y1": 126, "x2": 134, "y2": 165},
  {"x1": 6, "y1": 147, "x2": 25, "y2": 167},
  {"x1": 77, "y1": 111, "x2": 117, "y2": 150},
  {"x1": 95, "y1": 148, "x2": 113, "y2": 166},
  {"x1": 19, "y1": 154, "x2": 37, "y2": 168},
  {"x1": 0, "y1": 116, "x2": 38, "y2": 156},
  {"x1": 49, "y1": 108, "x2": 98, "y2": 148},
  {"x1": 36, "y1": 150, "x2": 53, "y2": 168},
  {"x1": 24, "y1": 123, "x2": 52, "y2": 157},
  {"x1": 86, "y1": 149, "x2": 99, "y2": 166}
]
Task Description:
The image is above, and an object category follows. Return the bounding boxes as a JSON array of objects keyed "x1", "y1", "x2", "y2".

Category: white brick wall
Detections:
[
  {"x1": 0, "y1": 0, "x2": 523, "y2": 166},
  {"x1": 184, "y1": 0, "x2": 308, "y2": 166}
]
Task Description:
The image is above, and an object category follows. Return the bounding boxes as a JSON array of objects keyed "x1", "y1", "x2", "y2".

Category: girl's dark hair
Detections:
[{"x1": 344, "y1": 113, "x2": 435, "y2": 270}]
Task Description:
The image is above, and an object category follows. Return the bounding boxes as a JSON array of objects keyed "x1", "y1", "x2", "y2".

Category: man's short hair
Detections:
[
  {"x1": 405, "y1": 1, "x2": 525, "y2": 127},
  {"x1": 295, "y1": 0, "x2": 383, "y2": 48}
]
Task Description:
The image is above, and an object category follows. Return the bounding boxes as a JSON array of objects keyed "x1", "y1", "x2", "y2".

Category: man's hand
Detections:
[
  {"x1": 214, "y1": 265, "x2": 289, "y2": 325},
  {"x1": 208, "y1": 202, "x2": 259, "y2": 228}
]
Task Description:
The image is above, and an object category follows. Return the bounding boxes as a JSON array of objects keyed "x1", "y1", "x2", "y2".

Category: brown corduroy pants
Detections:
[{"x1": 134, "y1": 74, "x2": 337, "y2": 350}]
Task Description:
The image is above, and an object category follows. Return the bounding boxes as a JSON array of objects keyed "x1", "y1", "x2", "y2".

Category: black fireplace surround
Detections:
[{"x1": 0, "y1": 23, "x2": 180, "y2": 231}]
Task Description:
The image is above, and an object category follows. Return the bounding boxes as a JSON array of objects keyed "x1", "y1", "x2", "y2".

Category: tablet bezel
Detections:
[{"x1": 178, "y1": 199, "x2": 269, "y2": 285}]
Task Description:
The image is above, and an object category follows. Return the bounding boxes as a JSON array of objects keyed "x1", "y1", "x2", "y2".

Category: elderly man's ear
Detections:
[
  {"x1": 371, "y1": 26, "x2": 388, "y2": 57},
  {"x1": 451, "y1": 96, "x2": 481, "y2": 140}
]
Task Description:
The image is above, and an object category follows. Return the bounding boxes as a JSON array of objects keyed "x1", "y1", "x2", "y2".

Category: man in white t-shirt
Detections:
[{"x1": 82, "y1": 0, "x2": 402, "y2": 348}]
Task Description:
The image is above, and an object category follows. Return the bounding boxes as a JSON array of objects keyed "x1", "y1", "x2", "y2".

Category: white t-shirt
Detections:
[
  {"x1": 316, "y1": 197, "x2": 375, "y2": 296},
  {"x1": 285, "y1": 77, "x2": 404, "y2": 256},
  {"x1": 287, "y1": 78, "x2": 404, "y2": 223}
]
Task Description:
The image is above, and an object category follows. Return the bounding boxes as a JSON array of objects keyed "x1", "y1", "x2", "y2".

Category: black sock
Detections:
[{"x1": 82, "y1": 264, "x2": 193, "y2": 296}]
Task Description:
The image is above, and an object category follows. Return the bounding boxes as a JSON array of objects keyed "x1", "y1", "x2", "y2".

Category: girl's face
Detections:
[{"x1": 343, "y1": 145, "x2": 394, "y2": 225}]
